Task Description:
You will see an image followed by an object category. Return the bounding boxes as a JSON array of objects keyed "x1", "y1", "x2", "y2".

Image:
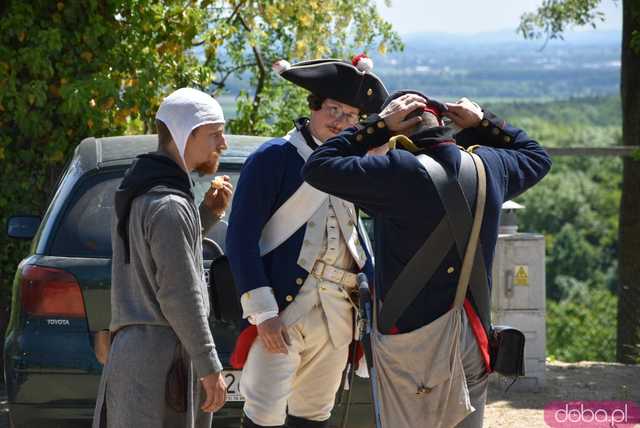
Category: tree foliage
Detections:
[
  {"x1": 547, "y1": 288, "x2": 617, "y2": 362},
  {"x1": 518, "y1": 0, "x2": 607, "y2": 42},
  {"x1": 0, "y1": 0, "x2": 214, "y2": 303},
  {"x1": 518, "y1": 0, "x2": 640, "y2": 363},
  {"x1": 519, "y1": 0, "x2": 639, "y2": 55},
  {"x1": 0, "y1": 0, "x2": 401, "y2": 304},
  {"x1": 489, "y1": 97, "x2": 622, "y2": 361},
  {"x1": 492, "y1": 98, "x2": 622, "y2": 302},
  {"x1": 202, "y1": 0, "x2": 402, "y2": 136}
]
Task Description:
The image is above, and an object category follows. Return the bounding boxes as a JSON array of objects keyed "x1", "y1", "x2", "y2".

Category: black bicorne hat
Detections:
[{"x1": 273, "y1": 55, "x2": 389, "y2": 114}]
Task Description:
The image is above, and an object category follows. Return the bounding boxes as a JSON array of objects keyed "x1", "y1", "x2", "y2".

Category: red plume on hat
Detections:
[
  {"x1": 272, "y1": 59, "x2": 292, "y2": 75},
  {"x1": 351, "y1": 53, "x2": 374, "y2": 73}
]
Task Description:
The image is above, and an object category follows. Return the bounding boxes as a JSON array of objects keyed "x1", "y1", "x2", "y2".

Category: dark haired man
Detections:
[
  {"x1": 93, "y1": 88, "x2": 232, "y2": 428},
  {"x1": 303, "y1": 91, "x2": 551, "y2": 427},
  {"x1": 225, "y1": 56, "x2": 387, "y2": 428}
]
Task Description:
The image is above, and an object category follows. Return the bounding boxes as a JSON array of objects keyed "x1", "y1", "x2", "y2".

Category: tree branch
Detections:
[
  {"x1": 228, "y1": 1, "x2": 245, "y2": 23},
  {"x1": 237, "y1": 13, "x2": 267, "y2": 131},
  {"x1": 211, "y1": 62, "x2": 257, "y2": 89}
]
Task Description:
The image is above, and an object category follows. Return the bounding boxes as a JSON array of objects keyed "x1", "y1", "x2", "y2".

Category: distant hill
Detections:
[
  {"x1": 398, "y1": 29, "x2": 621, "y2": 46},
  {"x1": 370, "y1": 30, "x2": 621, "y2": 101},
  {"x1": 216, "y1": 29, "x2": 621, "y2": 104}
]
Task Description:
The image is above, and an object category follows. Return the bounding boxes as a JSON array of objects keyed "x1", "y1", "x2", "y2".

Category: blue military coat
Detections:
[
  {"x1": 226, "y1": 131, "x2": 374, "y2": 315},
  {"x1": 302, "y1": 111, "x2": 552, "y2": 333}
]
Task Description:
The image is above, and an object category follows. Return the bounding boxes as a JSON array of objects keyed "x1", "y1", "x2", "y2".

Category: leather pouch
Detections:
[
  {"x1": 166, "y1": 342, "x2": 188, "y2": 413},
  {"x1": 490, "y1": 325, "x2": 525, "y2": 377}
]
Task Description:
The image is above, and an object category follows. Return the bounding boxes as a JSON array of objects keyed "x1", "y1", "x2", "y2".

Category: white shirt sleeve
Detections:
[
  {"x1": 248, "y1": 310, "x2": 279, "y2": 325},
  {"x1": 240, "y1": 286, "x2": 279, "y2": 323}
]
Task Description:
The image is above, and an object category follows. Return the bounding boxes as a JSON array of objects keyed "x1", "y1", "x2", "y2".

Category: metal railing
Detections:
[{"x1": 547, "y1": 146, "x2": 638, "y2": 157}]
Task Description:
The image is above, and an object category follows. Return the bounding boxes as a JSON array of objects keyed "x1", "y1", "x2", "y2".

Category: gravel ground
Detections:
[
  {"x1": 485, "y1": 361, "x2": 640, "y2": 427},
  {"x1": 1, "y1": 361, "x2": 638, "y2": 427}
]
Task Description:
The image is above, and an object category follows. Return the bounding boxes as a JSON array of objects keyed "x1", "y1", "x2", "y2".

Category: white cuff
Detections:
[
  {"x1": 248, "y1": 311, "x2": 279, "y2": 325},
  {"x1": 241, "y1": 286, "x2": 279, "y2": 319}
]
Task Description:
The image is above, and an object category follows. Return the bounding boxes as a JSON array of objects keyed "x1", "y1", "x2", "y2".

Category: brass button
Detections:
[
  {"x1": 492, "y1": 128, "x2": 500, "y2": 135},
  {"x1": 308, "y1": 222, "x2": 315, "y2": 228},
  {"x1": 367, "y1": 88, "x2": 373, "y2": 96},
  {"x1": 366, "y1": 127, "x2": 375, "y2": 134},
  {"x1": 296, "y1": 277, "x2": 304, "y2": 286},
  {"x1": 245, "y1": 292, "x2": 251, "y2": 299},
  {"x1": 303, "y1": 240, "x2": 311, "y2": 247},
  {"x1": 481, "y1": 119, "x2": 489, "y2": 127},
  {"x1": 503, "y1": 135, "x2": 511, "y2": 143},
  {"x1": 299, "y1": 258, "x2": 307, "y2": 266},
  {"x1": 356, "y1": 134, "x2": 364, "y2": 142},
  {"x1": 377, "y1": 120, "x2": 386, "y2": 128},
  {"x1": 285, "y1": 295, "x2": 293, "y2": 302},
  {"x1": 447, "y1": 267, "x2": 455, "y2": 274}
]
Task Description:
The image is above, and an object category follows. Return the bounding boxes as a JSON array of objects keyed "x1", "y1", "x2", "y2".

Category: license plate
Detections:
[{"x1": 223, "y1": 370, "x2": 244, "y2": 401}]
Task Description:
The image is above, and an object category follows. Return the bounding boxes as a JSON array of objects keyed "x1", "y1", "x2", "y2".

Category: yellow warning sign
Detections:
[{"x1": 514, "y1": 265, "x2": 529, "y2": 286}]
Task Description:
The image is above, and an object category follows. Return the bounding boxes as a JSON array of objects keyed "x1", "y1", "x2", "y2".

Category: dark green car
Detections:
[{"x1": 4, "y1": 135, "x2": 374, "y2": 428}]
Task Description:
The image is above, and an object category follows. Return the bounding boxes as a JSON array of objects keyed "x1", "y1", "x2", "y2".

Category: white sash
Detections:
[
  {"x1": 259, "y1": 182, "x2": 328, "y2": 256},
  {"x1": 258, "y1": 129, "x2": 328, "y2": 256}
]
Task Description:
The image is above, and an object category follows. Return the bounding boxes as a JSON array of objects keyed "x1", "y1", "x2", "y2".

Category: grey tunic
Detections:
[{"x1": 93, "y1": 185, "x2": 223, "y2": 428}]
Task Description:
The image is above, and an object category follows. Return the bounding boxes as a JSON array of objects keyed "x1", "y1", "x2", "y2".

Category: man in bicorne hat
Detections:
[{"x1": 225, "y1": 55, "x2": 388, "y2": 428}]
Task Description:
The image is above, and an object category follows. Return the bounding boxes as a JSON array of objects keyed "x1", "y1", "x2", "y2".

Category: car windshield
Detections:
[{"x1": 49, "y1": 168, "x2": 241, "y2": 258}]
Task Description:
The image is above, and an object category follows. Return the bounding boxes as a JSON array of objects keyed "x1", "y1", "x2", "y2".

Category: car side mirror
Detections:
[{"x1": 7, "y1": 215, "x2": 41, "y2": 240}]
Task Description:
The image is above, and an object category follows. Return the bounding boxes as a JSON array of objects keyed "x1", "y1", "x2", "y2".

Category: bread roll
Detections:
[{"x1": 211, "y1": 176, "x2": 224, "y2": 190}]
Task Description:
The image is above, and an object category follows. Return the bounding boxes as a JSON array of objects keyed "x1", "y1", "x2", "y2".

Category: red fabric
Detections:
[
  {"x1": 429, "y1": 140, "x2": 456, "y2": 150},
  {"x1": 348, "y1": 342, "x2": 366, "y2": 370},
  {"x1": 424, "y1": 105, "x2": 443, "y2": 120},
  {"x1": 463, "y1": 298, "x2": 491, "y2": 373},
  {"x1": 230, "y1": 325, "x2": 258, "y2": 369},
  {"x1": 351, "y1": 53, "x2": 369, "y2": 67},
  {"x1": 422, "y1": 106, "x2": 445, "y2": 126}
]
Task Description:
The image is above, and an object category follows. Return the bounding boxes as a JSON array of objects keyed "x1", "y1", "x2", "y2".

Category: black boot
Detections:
[
  {"x1": 241, "y1": 412, "x2": 285, "y2": 428},
  {"x1": 285, "y1": 414, "x2": 329, "y2": 428}
]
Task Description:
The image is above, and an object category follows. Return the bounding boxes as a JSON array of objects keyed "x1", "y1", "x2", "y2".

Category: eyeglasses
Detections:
[{"x1": 323, "y1": 104, "x2": 360, "y2": 124}]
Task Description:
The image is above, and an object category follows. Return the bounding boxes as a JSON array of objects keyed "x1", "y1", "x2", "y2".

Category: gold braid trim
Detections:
[{"x1": 388, "y1": 134, "x2": 420, "y2": 153}]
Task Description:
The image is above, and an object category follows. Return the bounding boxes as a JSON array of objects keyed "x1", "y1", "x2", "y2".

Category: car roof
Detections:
[{"x1": 75, "y1": 134, "x2": 272, "y2": 171}]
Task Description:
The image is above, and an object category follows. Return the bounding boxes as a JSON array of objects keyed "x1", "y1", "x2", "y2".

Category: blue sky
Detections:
[{"x1": 376, "y1": 0, "x2": 622, "y2": 35}]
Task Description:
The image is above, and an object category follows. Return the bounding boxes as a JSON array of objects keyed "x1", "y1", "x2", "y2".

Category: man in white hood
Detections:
[{"x1": 93, "y1": 88, "x2": 233, "y2": 428}]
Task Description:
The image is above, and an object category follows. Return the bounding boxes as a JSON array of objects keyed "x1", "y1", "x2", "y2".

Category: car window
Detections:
[
  {"x1": 191, "y1": 171, "x2": 241, "y2": 252},
  {"x1": 49, "y1": 168, "x2": 242, "y2": 258},
  {"x1": 49, "y1": 172, "x2": 122, "y2": 257}
]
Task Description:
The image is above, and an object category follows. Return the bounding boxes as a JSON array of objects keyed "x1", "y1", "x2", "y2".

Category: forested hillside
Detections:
[{"x1": 489, "y1": 96, "x2": 622, "y2": 362}]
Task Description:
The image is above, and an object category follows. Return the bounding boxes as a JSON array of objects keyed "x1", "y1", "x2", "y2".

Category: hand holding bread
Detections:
[{"x1": 203, "y1": 175, "x2": 233, "y2": 218}]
